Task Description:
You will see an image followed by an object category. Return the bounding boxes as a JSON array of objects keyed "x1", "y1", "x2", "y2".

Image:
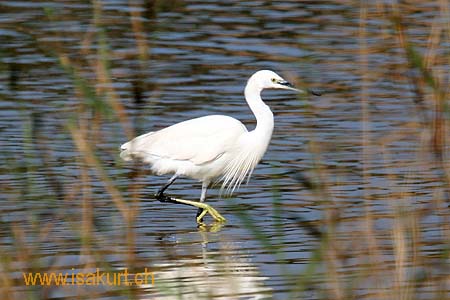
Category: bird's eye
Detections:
[{"x1": 271, "y1": 78, "x2": 277, "y2": 83}]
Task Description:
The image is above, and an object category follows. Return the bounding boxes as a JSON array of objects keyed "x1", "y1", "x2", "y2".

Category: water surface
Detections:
[{"x1": 1, "y1": 1, "x2": 449, "y2": 299}]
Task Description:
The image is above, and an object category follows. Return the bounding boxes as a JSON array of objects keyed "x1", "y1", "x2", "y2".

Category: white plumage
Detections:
[
  {"x1": 121, "y1": 115, "x2": 247, "y2": 190},
  {"x1": 120, "y1": 70, "x2": 305, "y2": 222}
]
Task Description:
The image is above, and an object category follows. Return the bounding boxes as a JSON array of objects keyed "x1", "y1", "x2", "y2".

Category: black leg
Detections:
[{"x1": 155, "y1": 175, "x2": 178, "y2": 203}]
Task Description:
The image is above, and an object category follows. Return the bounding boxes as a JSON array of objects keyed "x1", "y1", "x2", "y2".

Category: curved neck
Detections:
[{"x1": 244, "y1": 83, "x2": 274, "y2": 136}]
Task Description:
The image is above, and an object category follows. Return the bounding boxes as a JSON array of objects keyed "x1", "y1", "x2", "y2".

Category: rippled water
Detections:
[{"x1": 1, "y1": 1, "x2": 449, "y2": 299}]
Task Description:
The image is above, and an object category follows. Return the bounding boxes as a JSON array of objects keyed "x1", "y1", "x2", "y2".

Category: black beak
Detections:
[
  {"x1": 277, "y1": 79, "x2": 322, "y2": 96},
  {"x1": 278, "y1": 80, "x2": 294, "y2": 88}
]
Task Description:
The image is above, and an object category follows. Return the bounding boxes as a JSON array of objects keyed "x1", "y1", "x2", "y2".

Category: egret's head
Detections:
[{"x1": 248, "y1": 70, "x2": 321, "y2": 95}]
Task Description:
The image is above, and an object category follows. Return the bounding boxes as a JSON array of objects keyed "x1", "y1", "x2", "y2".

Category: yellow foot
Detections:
[
  {"x1": 171, "y1": 198, "x2": 227, "y2": 223},
  {"x1": 198, "y1": 222, "x2": 225, "y2": 232},
  {"x1": 196, "y1": 205, "x2": 226, "y2": 223}
]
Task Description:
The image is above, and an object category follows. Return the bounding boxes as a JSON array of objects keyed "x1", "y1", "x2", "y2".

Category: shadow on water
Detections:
[{"x1": 1, "y1": 0, "x2": 449, "y2": 299}]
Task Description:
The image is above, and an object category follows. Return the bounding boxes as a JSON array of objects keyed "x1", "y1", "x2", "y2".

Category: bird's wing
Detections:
[{"x1": 121, "y1": 115, "x2": 247, "y2": 165}]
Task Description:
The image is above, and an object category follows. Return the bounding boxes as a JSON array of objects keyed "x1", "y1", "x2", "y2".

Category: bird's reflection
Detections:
[{"x1": 141, "y1": 229, "x2": 272, "y2": 300}]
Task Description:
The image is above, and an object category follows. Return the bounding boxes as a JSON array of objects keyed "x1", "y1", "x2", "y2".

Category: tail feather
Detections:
[
  {"x1": 119, "y1": 141, "x2": 133, "y2": 161},
  {"x1": 120, "y1": 141, "x2": 129, "y2": 151},
  {"x1": 119, "y1": 132, "x2": 154, "y2": 161}
]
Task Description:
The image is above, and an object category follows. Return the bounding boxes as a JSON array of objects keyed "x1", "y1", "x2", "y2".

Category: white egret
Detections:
[{"x1": 120, "y1": 70, "x2": 319, "y2": 223}]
